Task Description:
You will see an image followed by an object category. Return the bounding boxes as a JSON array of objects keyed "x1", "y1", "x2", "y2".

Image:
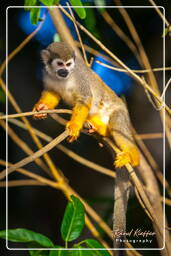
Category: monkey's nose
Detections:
[{"x1": 57, "y1": 69, "x2": 68, "y2": 78}]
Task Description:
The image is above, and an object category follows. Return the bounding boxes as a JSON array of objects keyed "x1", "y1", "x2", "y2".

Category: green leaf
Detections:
[
  {"x1": 39, "y1": 0, "x2": 54, "y2": 5},
  {"x1": 83, "y1": 7, "x2": 100, "y2": 38},
  {"x1": 72, "y1": 245, "x2": 93, "y2": 256},
  {"x1": 83, "y1": 239, "x2": 110, "y2": 256},
  {"x1": 24, "y1": 0, "x2": 37, "y2": 11},
  {"x1": 94, "y1": 0, "x2": 105, "y2": 13},
  {"x1": 162, "y1": 27, "x2": 169, "y2": 37},
  {"x1": 69, "y1": 0, "x2": 86, "y2": 19},
  {"x1": 49, "y1": 246, "x2": 68, "y2": 256},
  {"x1": 30, "y1": 6, "x2": 41, "y2": 25},
  {"x1": 61, "y1": 195, "x2": 85, "y2": 242},
  {"x1": 29, "y1": 250, "x2": 49, "y2": 256},
  {"x1": 0, "y1": 229, "x2": 54, "y2": 248},
  {"x1": 53, "y1": 33, "x2": 61, "y2": 42}
]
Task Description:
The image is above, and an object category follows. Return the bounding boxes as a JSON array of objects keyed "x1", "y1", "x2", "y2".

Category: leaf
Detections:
[
  {"x1": 53, "y1": 33, "x2": 61, "y2": 42},
  {"x1": 49, "y1": 246, "x2": 68, "y2": 256},
  {"x1": 39, "y1": 0, "x2": 53, "y2": 5},
  {"x1": 94, "y1": 0, "x2": 105, "y2": 13},
  {"x1": 83, "y1": 239, "x2": 110, "y2": 256},
  {"x1": 0, "y1": 229, "x2": 54, "y2": 248},
  {"x1": 69, "y1": 0, "x2": 86, "y2": 19},
  {"x1": 24, "y1": 0, "x2": 37, "y2": 11},
  {"x1": 162, "y1": 27, "x2": 169, "y2": 37},
  {"x1": 29, "y1": 250, "x2": 49, "y2": 256},
  {"x1": 71, "y1": 245, "x2": 94, "y2": 256},
  {"x1": 61, "y1": 195, "x2": 85, "y2": 242},
  {"x1": 30, "y1": 6, "x2": 41, "y2": 25}
]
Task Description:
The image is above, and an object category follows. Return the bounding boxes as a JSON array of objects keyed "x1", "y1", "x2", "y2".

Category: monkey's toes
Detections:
[
  {"x1": 33, "y1": 103, "x2": 49, "y2": 119},
  {"x1": 114, "y1": 152, "x2": 131, "y2": 168},
  {"x1": 66, "y1": 121, "x2": 81, "y2": 142},
  {"x1": 114, "y1": 147, "x2": 140, "y2": 168}
]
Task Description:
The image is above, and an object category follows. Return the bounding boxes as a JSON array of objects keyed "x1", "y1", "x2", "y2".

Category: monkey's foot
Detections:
[
  {"x1": 85, "y1": 120, "x2": 97, "y2": 134},
  {"x1": 66, "y1": 121, "x2": 81, "y2": 142},
  {"x1": 114, "y1": 147, "x2": 140, "y2": 168},
  {"x1": 33, "y1": 103, "x2": 49, "y2": 119}
]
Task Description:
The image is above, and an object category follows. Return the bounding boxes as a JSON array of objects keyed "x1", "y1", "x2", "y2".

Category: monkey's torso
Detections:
[{"x1": 43, "y1": 57, "x2": 128, "y2": 136}]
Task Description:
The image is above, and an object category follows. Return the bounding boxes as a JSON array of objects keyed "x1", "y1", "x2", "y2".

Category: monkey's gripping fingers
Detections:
[
  {"x1": 32, "y1": 103, "x2": 49, "y2": 119},
  {"x1": 114, "y1": 146, "x2": 140, "y2": 168},
  {"x1": 66, "y1": 121, "x2": 82, "y2": 142}
]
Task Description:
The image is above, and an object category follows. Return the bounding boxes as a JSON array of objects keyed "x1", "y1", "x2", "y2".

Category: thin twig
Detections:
[
  {"x1": 0, "y1": 119, "x2": 50, "y2": 176},
  {"x1": 67, "y1": 3, "x2": 89, "y2": 66},
  {"x1": 0, "y1": 160, "x2": 63, "y2": 190},
  {"x1": 0, "y1": 109, "x2": 72, "y2": 120},
  {"x1": 101, "y1": 10, "x2": 140, "y2": 61},
  {"x1": 0, "y1": 130, "x2": 69, "y2": 180},
  {"x1": 0, "y1": 78, "x2": 67, "y2": 182},
  {"x1": 148, "y1": 0, "x2": 170, "y2": 27},
  {"x1": 0, "y1": 15, "x2": 45, "y2": 76},
  {"x1": 96, "y1": 61, "x2": 171, "y2": 74},
  {"x1": 0, "y1": 180, "x2": 45, "y2": 187}
]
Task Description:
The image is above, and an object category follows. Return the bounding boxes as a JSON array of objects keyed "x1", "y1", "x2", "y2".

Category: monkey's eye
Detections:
[
  {"x1": 66, "y1": 62, "x2": 72, "y2": 67},
  {"x1": 57, "y1": 62, "x2": 63, "y2": 66}
]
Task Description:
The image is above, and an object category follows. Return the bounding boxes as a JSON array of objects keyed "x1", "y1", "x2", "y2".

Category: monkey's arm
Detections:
[
  {"x1": 66, "y1": 93, "x2": 92, "y2": 142},
  {"x1": 33, "y1": 90, "x2": 61, "y2": 119}
]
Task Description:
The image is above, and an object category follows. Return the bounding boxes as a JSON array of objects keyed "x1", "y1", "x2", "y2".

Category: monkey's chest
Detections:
[{"x1": 58, "y1": 80, "x2": 77, "y2": 106}]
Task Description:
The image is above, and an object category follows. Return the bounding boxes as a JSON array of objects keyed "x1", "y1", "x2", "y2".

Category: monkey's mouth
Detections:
[{"x1": 57, "y1": 69, "x2": 69, "y2": 78}]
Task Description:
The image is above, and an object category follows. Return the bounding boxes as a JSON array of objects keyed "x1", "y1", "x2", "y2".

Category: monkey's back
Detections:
[{"x1": 77, "y1": 63, "x2": 127, "y2": 125}]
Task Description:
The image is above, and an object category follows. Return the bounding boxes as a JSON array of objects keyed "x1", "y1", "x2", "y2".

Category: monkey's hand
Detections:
[
  {"x1": 33, "y1": 102, "x2": 49, "y2": 119},
  {"x1": 114, "y1": 146, "x2": 140, "y2": 168},
  {"x1": 66, "y1": 121, "x2": 82, "y2": 142},
  {"x1": 32, "y1": 90, "x2": 61, "y2": 120}
]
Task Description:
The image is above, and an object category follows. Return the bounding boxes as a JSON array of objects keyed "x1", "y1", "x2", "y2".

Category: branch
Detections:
[
  {"x1": 0, "y1": 78, "x2": 66, "y2": 182},
  {"x1": 0, "y1": 180, "x2": 45, "y2": 187},
  {"x1": 0, "y1": 109, "x2": 72, "y2": 120},
  {"x1": 0, "y1": 15, "x2": 45, "y2": 76},
  {"x1": 7, "y1": 117, "x2": 115, "y2": 178},
  {"x1": 0, "y1": 130, "x2": 69, "y2": 180},
  {"x1": 96, "y1": 61, "x2": 171, "y2": 74},
  {"x1": 148, "y1": 0, "x2": 170, "y2": 27},
  {"x1": 0, "y1": 119, "x2": 50, "y2": 176}
]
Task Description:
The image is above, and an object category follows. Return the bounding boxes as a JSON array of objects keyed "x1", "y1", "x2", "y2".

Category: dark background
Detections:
[{"x1": 0, "y1": 0, "x2": 171, "y2": 255}]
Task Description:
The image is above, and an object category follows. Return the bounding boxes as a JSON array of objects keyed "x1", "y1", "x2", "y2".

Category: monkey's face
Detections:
[
  {"x1": 41, "y1": 48, "x2": 75, "y2": 80},
  {"x1": 51, "y1": 58, "x2": 75, "y2": 80}
]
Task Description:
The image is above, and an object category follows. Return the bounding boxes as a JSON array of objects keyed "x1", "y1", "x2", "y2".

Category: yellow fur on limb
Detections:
[
  {"x1": 36, "y1": 90, "x2": 60, "y2": 109},
  {"x1": 33, "y1": 90, "x2": 61, "y2": 119},
  {"x1": 66, "y1": 103, "x2": 90, "y2": 142}
]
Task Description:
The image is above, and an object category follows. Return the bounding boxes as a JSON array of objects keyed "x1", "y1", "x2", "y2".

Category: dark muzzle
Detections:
[{"x1": 57, "y1": 69, "x2": 68, "y2": 78}]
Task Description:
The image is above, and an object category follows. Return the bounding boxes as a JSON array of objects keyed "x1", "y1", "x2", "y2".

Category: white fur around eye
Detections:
[{"x1": 51, "y1": 58, "x2": 64, "y2": 69}]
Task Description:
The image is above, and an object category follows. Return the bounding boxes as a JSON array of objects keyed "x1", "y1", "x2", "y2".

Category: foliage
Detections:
[
  {"x1": 0, "y1": 195, "x2": 110, "y2": 256},
  {"x1": 24, "y1": 0, "x2": 86, "y2": 25}
]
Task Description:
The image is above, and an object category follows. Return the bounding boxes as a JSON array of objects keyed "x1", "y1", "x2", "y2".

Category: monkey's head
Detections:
[{"x1": 41, "y1": 42, "x2": 75, "y2": 80}]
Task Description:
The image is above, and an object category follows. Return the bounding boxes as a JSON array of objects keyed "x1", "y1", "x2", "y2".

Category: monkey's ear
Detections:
[{"x1": 41, "y1": 49, "x2": 50, "y2": 63}]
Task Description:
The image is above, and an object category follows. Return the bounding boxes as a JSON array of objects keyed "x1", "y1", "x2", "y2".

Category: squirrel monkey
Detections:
[{"x1": 33, "y1": 42, "x2": 140, "y2": 168}]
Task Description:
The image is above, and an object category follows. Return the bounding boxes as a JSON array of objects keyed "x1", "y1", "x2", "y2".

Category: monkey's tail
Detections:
[{"x1": 113, "y1": 168, "x2": 131, "y2": 252}]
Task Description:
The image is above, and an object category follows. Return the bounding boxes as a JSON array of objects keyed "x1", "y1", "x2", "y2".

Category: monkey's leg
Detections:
[
  {"x1": 109, "y1": 109, "x2": 140, "y2": 168},
  {"x1": 33, "y1": 90, "x2": 61, "y2": 119},
  {"x1": 66, "y1": 102, "x2": 91, "y2": 142}
]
